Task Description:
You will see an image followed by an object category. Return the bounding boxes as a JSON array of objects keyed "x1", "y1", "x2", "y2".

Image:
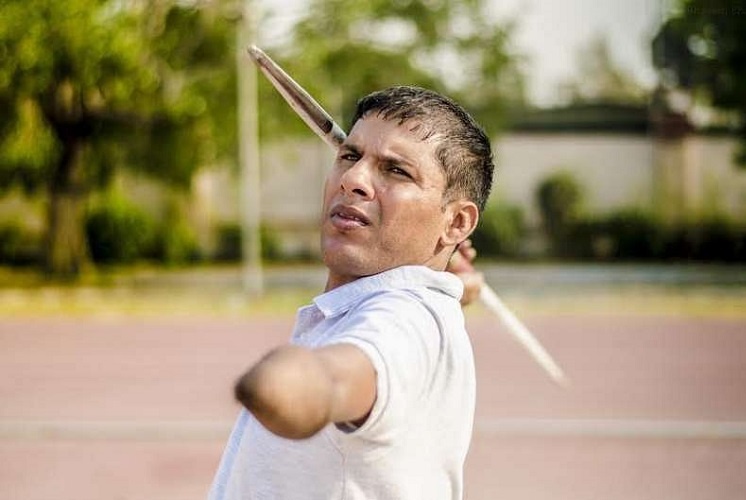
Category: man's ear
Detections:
[{"x1": 441, "y1": 200, "x2": 479, "y2": 247}]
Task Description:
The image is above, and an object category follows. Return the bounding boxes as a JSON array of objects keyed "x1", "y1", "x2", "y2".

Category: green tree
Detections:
[
  {"x1": 0, "y1": 0, "x2": 236, "y2": 277},
  {"x1": 258, "y1": 0, "x2": 526, "y2": 138},
  {"x1": 652, "y1": 0, "x2": 746, "y2": 164}
]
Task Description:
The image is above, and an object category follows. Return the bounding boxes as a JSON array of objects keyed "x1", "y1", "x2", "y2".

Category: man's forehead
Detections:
[
  {"x1": 344, "y1": 115, "x2": 447, "y2": 189},
  {"x1": 351, "y1": 113, "x2": 439, "y2": 146}
]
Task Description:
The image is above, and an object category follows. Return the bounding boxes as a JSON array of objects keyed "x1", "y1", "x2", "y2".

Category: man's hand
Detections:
[{"x1": 447, "y1": 239, "x2": 484, "y2": 307}]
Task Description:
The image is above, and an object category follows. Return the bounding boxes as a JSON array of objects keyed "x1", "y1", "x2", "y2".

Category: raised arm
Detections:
[{"x1": 234, "y1": 343, "x2": 377, "y2": 439}]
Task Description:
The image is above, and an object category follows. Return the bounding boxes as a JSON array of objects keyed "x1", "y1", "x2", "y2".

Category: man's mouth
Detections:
[{"x1": 330, "y1": 205, "x2": 371, "y2": 229}]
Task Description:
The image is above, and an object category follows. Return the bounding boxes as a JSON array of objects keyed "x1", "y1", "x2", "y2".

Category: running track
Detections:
[{"x1": 1, "y1": 311, "x2": 745, "y2": 499}]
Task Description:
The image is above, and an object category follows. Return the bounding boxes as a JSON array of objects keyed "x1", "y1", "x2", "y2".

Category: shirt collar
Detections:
[{"x1": 313, "y1": 265, "x2": 463, "y2": 318}]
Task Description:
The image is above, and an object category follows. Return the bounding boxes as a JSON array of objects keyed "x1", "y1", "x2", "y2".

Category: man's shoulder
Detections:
[{"x1": 342, "y1": 284, "x2": 464, "y2": 342}]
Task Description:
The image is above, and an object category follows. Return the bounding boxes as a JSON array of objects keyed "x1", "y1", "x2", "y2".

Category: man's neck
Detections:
[{"x1": 324, "y1": 258, "x2": 451, "y2": 292}]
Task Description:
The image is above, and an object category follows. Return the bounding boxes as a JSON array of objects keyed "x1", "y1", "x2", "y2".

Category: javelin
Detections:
[{"x1": 246, "y1": 45, "x2": 569, "y2": 387}]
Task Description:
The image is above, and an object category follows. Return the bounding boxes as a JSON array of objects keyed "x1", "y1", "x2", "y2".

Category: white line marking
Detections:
[
  {"x1": 475, "y1": 418, "x2": 746, "y2": 439},
  {"x1": 0, "y1": 420, "x2": 233, "y2": 441},
  {"x1": 1, "y1": 418, "x2": 746, "y2": 441}
]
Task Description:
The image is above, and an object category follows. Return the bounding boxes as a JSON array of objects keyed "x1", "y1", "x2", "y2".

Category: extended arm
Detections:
[{"x1": 234, "y1": 343, "x2": 377, "y2": 439}]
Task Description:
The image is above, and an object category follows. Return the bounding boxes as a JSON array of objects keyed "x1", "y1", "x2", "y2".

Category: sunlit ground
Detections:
[{"x1": 1, "y1": 263, "x2": 744, "y2": 318}]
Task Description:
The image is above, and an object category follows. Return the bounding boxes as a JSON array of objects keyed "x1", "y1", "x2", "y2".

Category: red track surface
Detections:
[{"x1": 1, "y1": 313, "x2": 745, "y2": 499}]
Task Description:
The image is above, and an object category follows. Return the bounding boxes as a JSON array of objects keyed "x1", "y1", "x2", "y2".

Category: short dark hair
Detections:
[{"x1": 350, "y1": 86, "x2": 494, "y2": 212}]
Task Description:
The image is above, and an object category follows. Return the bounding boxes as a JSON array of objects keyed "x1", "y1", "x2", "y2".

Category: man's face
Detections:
[{"x1": 321, "y1": 114, "x2": 452, "y2": 290}]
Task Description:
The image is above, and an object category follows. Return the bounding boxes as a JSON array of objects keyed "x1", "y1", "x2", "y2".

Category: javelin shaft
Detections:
[
  {"x1": 479, "y1": 286, "x2": 568, "y2": 386},
  {"x1": 247, "y1": 46, "x2": 346, "y2": 149},
  {"x1": 245, "y1": 45, "x2": 568, "y2": 386}
]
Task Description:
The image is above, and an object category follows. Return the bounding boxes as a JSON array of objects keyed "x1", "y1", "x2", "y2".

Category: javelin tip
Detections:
[{"x1": 246, "y1": 45, "x2": 265, "y2": 62}]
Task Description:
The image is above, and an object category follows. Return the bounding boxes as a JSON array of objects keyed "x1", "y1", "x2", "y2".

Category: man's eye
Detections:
[
  {"x1": 340, "y1": 153, "x2": 359, "y2": 162},
  {"x1": 387, "y1": 165, "x2": 412, "y2": 178}
]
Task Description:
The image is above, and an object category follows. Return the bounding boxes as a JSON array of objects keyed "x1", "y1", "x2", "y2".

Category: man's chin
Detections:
[
  {"x1": 323, "y1": 252, "x2": 367, "y2": 275},
  {"x1": 322, "y1": 247, "x2": 381, "y2": 281}
]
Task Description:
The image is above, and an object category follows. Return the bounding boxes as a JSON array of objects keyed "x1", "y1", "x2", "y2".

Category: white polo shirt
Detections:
[{"x1": 208, "y1": 265, "x2": 476, "y2": 500}]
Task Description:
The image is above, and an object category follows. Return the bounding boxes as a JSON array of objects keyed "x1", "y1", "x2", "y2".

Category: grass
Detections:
[
  {"x1": 1, "y1": 264, "x2": 745, "y2": 319},
  {"x1": 469, "y1": 285, "x2": 746, "y2": 319},
  {"x1": 0, "y1": 265, "x2": 317, "y2": 317},
  {"x1": 0, "y1": 286, "x2": 317, "y2": 318}
]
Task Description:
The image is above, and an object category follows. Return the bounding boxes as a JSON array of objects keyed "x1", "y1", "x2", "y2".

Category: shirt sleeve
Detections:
[{"x1": 327, "y1": 289, "x2": 443, "y2": 440}]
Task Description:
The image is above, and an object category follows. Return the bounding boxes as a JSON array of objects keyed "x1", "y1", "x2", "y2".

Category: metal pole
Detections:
[{"x1": 237, "y1": 0, "x2": 263, "y2": 296}]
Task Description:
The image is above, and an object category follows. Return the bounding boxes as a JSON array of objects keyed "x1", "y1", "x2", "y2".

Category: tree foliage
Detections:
[
  {"x1": 652, "y1": 0, "x2": 746, "y2": 163},
  {"x1": 258, "y1": 0, "x2": 526, "y2": 138},
  {"x1": 0, "y1": 0, "x2": 525, "y2": 276},
  {"x1": 0, "y1": 0, "x2": 237, "y2": 276}
]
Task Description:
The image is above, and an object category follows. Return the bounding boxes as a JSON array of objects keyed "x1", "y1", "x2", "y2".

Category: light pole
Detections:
[{"x1": 236, "y1": 0, "x2": 263, "y2": 296}]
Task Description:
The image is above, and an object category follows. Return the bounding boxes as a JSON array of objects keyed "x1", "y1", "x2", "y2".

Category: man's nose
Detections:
[{"x1": 340, "y1": 161, "x2": 374, "y2": 199}]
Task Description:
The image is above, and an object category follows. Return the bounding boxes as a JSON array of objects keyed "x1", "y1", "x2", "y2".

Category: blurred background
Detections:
[
  {"x1": 1, "y1": 0, "x2": 745, "y2": 499},
  {"x1": 1, "y1": 0, "x2": 744, "y2": 278}
]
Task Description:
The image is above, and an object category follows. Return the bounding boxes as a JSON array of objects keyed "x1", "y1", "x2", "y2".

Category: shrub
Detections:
[
  {"x1": 214, "y1": 223, "x2": 242, "y2": 262},
  {"x1": 536, "y1": 172, "x2": 584, "y2": 254},
  {"x1": 563, "y1": 218, "x2": 600, "y2": 259},
  {"x1": 0, "y1": 220, "x2": 41, "y2": 266},
  {"x1": 86, "y1": 198, "x2": 155, "y2": 264},
  {"x1": 569, "y1": 209, "x2": 683, "y2": 261},
  {"x1": 563, "y1": 209, "x2": 746, "y2": 262},
  {"x1": 599, "y1": 209, "x2": 665, "y2": 260},
  {"x1": 471, "y1": 203, "x2": 526, "y2": 258},
  {"x1": 260, "y1": 226, "x2": 283, "y2": 262},
  {"x1": 213, "y1": 222, "x2": 283, "y2": 263},
  {"x1": 150, "y1": 220, "x2": 201, "y2": 265},
  {"x1": 664, "y1": 217, "x2": 746, "y2": 262}
]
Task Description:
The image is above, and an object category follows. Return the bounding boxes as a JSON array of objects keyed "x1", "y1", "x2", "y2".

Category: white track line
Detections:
[
  {"x1": 0, "y1": 420, "x2": 232, "y2": 441},
  {"x1": 475, "y1": 418, "x2": 746, "y2": 439},
  {"x1": 2, "y1": 418, "x2": 746, "y2": 441}
]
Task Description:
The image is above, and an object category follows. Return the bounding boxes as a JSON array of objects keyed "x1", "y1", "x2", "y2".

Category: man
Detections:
[{"x1": 208, "y1": 86, "x2": 494, "y2": 500}]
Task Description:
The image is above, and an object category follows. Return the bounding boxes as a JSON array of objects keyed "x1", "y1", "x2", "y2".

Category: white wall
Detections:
[
  {"x1": 3, "y1": 132, "x2": 743, "y2": 259},
  {"x1": 491, "y1": 133, "x2": 655, "y2": 225},
  {"x1": 190, "y1": 132, "x2": 746, "y2": 255}
]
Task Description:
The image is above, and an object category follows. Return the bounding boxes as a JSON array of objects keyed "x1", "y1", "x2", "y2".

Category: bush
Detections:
[
  {"x1": 695, "y1": 217, "x2": 746, "y2": 262},
  {"x1": 0, "y1": 220, "x2": 42, "y2": 266},
  {"x1": 536, "y1": 172, "x2": 584, "y2": 246},
  {"x1": 560, "y1": 209, "x2": 746, "y2": 262},
  {"x1": 565, "y1": 208, "x2": 665, "y2": 260},
  {"x1": 214, "y1": 223, "x2": 242, "y2": 262},
  {"x1": 606, "y1": 210, "x2": 664, "y2": 259},
  {"x1": 213, "y1": 222, "x2": 283, "y2": 263},
  {"x1": 261, "y1": 226, "x2": 283, "y2": 262},
  {"x1": 86, "y1": 198, "x2": 155, "y2": 264},
  {"x1": 562, "y1": 218, "x2": 600, "y2": 259},
  {"x1": 664, "y1": 217, "x2": 746, "y2": 262},
  {"x1": 150, "y1": 220, "x2": 201, "y2": 265},
  {"x1": 471, "y1": 204, "x2": 525, "y2": 258}
]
